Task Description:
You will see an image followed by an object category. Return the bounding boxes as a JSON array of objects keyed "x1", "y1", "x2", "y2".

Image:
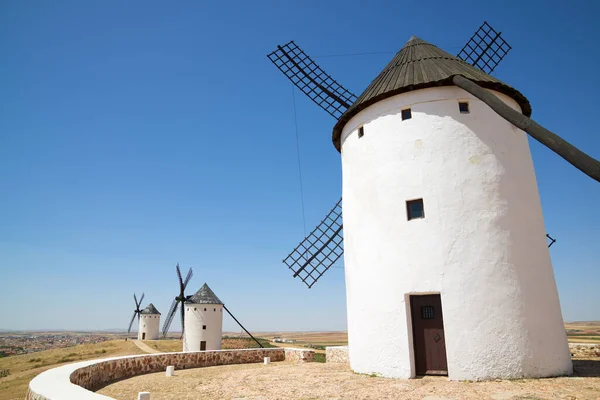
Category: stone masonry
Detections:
[{"x1": 326, "y1": 346, "x2": 349, "y2": 363}]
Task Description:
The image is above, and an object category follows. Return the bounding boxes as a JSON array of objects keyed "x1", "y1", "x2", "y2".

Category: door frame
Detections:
[{"x1": 406, "y1": 292, "x2": 448, "y2": 377}]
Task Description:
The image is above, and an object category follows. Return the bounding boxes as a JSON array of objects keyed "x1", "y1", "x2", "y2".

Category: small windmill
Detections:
[
  {"x1": 267, "y1": 22, "x2": 570, "y2": 289},
  {"x1": 127, "y1": 292, "x2": 144, "y2": 334},
  {"x1": 161, "y1": 263, "x2": 193, "y2": 338}
]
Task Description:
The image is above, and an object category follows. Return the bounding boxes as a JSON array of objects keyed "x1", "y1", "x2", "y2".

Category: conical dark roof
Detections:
[
  {"x1": 186, "y1": 283, "x2": 223, "y2": 305},
  {"x1": 140, "y1": 303, "x2": 161, "y2": 315},
  {"x1": 332, "y1": 36, "x2": 531, "y2": 151}
]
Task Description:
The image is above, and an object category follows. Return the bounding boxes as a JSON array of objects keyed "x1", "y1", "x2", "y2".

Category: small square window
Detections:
[
  {"x1": 421, "y1": 306, "x2": 434, "y2": 319},
  {"x1": 401, "y1": 108, "x2": 412, "y2": 120},
  {"x1": 204, "y1": 308, "x2": 207, "y2": 311},
  {"x1": 358, "y1": 126, "x2": 364, "y2": 138},
  {"x1": 202, "y1": 325, "x2": 207, "y2": 330},
  {"x1": 459, "y1": 102, "x2": 469, "y2": 113},
  {"x1": 406, "y1": 198, "x2": 424, "y2": 220}
]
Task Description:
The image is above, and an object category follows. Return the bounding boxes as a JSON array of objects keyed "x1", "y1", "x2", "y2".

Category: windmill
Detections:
[
  {"x1": 267, "y1": 21, "x2": 597, "y2": 289},
  {"x1": 127, "y1": 292, "x2": 144, "y2": 334},
  {"x1": 161, "y1": 263, "x2": 193, "y2": 338},
  {"x1": 183, "y1": 283, "x2": 264, "y2": 351},
  {"x1": 266, "y1": 21, "x2": 600, "y2": 380}
]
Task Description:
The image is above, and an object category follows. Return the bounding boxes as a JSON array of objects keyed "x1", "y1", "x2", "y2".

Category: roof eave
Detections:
[{"x1": 332, "y1": 77, "x2": 532, "y2": 152}]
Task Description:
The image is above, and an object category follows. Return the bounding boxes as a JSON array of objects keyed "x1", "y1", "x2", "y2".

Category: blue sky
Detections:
[{"x1": 1, "y1": 0, "x2": 598, "y2": 332}]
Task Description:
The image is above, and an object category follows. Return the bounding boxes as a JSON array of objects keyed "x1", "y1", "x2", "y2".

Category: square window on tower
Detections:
[
  {"x1": 401, "y1": 108, "x2": 412, "y2": 120},
  {"x1": 203, "y1": 325, "x2": 207, "y2": 330},
  {"x1": 406, "y1": 199, "x2": 425, "y2": 220},
  {"x1": 459, "y1": 101, "x2": 470, "y2": 113},
  {"x1": 358, "y1": 126, "x2": 365, "y2": 138}
]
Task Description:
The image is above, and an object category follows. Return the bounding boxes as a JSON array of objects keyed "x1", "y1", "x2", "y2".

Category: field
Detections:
[
  {"x1": 249, "y1": 331, "x2": 348, "y2": 350},
  {"x1": 0, "y1": 339, "x2": 144, "y2": 400},
  {"x1": 566, "y1": 321, "x2": 600, "y2": 343}
]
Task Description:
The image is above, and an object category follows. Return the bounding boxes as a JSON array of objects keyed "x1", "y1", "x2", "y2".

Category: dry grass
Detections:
[
  {"x1": 566, "y1": 321, "x2": 600, "y2": 344},
  {"x1": 0, "y1": 340, "x2": 144, "y2": 400},
  {"x1": 141, "y1": 340, "x2": 182, "y2": 353},
  {"x1": 98, "y1": 359, "x2": 600, "y2": 400}
]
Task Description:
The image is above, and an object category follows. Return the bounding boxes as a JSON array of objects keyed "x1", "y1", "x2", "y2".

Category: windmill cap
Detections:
[
  {"x1": 331, "y1": 35, "x2": 531, "y2": 151},
  {"x1": 186, "y1": 283, "x2": 224, "y2": 305},
  {"x1": 140, "y1": 303, "x2": 161, "y2": 315}
]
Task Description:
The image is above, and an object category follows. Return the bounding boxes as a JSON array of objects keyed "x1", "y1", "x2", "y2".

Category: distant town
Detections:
[{"x1": 0, "y1": 332, "x2": 129, "y2": 357}]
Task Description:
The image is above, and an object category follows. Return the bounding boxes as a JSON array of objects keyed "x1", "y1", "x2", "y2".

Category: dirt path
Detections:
[
  {"x1": 98, "y1": 359, "x2": 600, "y2": 400},
  {"x1": 131, "y1": 340, "x2": 160, "y2": 354}
]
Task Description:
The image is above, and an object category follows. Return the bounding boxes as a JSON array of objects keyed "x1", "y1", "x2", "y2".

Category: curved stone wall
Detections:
[{"x1": 27, "y1": 347, "x2": 313, "y2": 400}]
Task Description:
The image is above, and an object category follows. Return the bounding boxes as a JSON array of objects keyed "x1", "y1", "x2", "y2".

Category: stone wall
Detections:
[
  {"x1": 284, "y1": 348, "x2": 314, "y2": 363},
  {"x1": 27, "y1": 347, "x2": 313, "y2": 400},
  {"x1": 570, "y1": 343, "x2": 600, "y2": 358},
  {"x1": 326, "y1": 346, "x2": 349, "y2": 363}
]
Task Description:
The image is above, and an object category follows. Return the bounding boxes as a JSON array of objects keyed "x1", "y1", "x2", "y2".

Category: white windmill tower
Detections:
[
  {"x1": 333, "y1": 36, "x2": 572, "y2": 380},
  {"x1": 183, "y1": 283, "x2": 224, "y2": 352},
  {"x1": 266, "y1": 22, "x2": 597, "y2": 380},
  {"x1": 138, "y1": 303, "x2": 161, "y2": 341}
]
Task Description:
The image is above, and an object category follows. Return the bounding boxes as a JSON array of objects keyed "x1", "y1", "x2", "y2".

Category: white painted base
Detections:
[
  {"x1": 165, "y1": 366, "x2": 174, "y2": 376},
  {"x1": 137, "y1": 392, "x2": 150, "y2": 400},
  {"x1": 264, "y1": 357, "x2": 271, "y2": 365}
]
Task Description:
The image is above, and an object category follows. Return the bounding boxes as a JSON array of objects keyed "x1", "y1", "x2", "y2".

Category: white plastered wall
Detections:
[
  {"x1": 340, "y1": 86, "x2": 572, "y2": 380},
  {"x1": 183, "y1": 304, "x2": 223, "y2": 352},
  {"x1": 137, "y1": 314, "x2": 160, "y2": 341}
]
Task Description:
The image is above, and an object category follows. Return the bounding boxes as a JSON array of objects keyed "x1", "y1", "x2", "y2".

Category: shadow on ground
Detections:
[{"x1": 573, "y1": 359, "x2": 600, "y2": 377}]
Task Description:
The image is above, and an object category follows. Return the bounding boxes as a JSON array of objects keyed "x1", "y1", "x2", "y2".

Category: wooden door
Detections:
[
  {"x1": 200, "y1": 341, "x2": 207, "y2": 351},
  {"x1": 410, "y1": 294, "x2": 448, "y2": 375},
  {"x1": 142, "y1": 333, "x2": 146, "y2": 340}
]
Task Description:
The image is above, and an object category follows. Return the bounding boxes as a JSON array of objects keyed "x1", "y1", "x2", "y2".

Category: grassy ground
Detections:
[{"x1": 0, "y1": 340, "x2": 144, "y2": 400}]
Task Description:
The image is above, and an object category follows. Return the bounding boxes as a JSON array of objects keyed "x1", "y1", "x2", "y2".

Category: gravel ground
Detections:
[{"x1": 98, "y1": 360, "x2": 600, "y2": 400}]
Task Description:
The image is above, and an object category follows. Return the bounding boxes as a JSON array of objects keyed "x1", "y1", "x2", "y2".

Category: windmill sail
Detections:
[
  {"x1": 457, "y1": 21, "x2": 511, "y2": 74},
  {"x1": 127, "y1": 292, "x2": 144, "y2": 334},
  {"x1": 161, "y1": 264, "x2": 193, "y2": 338},
  {"x1": 267, "y1": 41, "x2": 358, "y2": 119},
  {"x1": 282, "y1": 198, "x2": 343, "y2": 288}
]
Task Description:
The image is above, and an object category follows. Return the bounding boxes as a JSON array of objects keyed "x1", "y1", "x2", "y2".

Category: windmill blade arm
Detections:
[
  {"x1": 161, "y1": 299, "x2": 179, "y2": 337},
  {"x1": 452, "y1": 75, "x2": 600, "y2": 183},
  {"x1": 176, "y1": 264, "x2": 183, "y2": 286},
  {"x1": 180, "y1": 298, "x2": 185, "y2": 339},
  {"x1": 183, "y1": 268, "x2": 193, "y2": 290},
  {"x1": 223, "y1": 305, "x2": 263, "y2": 348},
  {"x1": 283, "y1": 197, "x2": 344, "y2": 288},
  {"x1": 138, "y1": 293, "x2": 145, "y2": 307},
  {"x1": 267, "y1": 41, "x2": 358, "y2": 119},
  {"x1": 127, "y1": 312, "x2": 137, "y2": 334}
]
